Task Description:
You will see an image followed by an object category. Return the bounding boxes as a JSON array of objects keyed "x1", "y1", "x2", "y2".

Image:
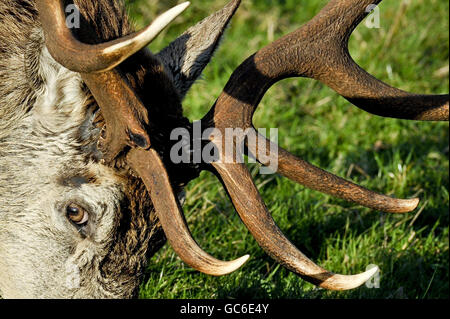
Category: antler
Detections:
[
  {"x1": 202, "y1": 0, "x2": 448, "y2": 214},
  {"x1": 247, "y1": 132, "x2": 420, "y2": 213},
  {"x1": 198, "y1": 0, "x2": 448, "y2": 289},
  {"x1": 36, "y1": 0, "x2": 191, "y2": 73},
  {"x1": 36, "y1": 0, "x2": 449, "y2": 291},
  {"x1": 37, "y1": 0, "x2": 191, "y2": 162},
  {"x1": 128, "y1": 148, "x2": 250, "y2": 276},
  {"x1": 37, "y1": 0, "x2": 250, "y2": 276},
  {"x1": 204, "y1": 0, "x2": 448, "y2": 125}
]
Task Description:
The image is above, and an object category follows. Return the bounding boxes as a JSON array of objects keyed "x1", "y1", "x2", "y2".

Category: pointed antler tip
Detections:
[
  {"x1": 393, "y1": 197, "x2": 420, "y2": 214},
  {"x1": 213, "y1": 254, "x2": 250, "y2": 276},
  {"x1": 320, "y1": 265, "x2": 379, "y2": 291},
  {"x1": 178, "y1": 2, "x2": 191, "y2": 11}
]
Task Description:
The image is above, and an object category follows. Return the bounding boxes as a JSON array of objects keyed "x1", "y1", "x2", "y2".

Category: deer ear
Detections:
[{"x1": 156, "y1": 0, "x2": 241, "y2": 99}]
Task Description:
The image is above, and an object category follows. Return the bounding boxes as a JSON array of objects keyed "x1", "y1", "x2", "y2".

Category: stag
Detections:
[{"x1": 0, "y1": 0, "x2": 448, "y2": 298}]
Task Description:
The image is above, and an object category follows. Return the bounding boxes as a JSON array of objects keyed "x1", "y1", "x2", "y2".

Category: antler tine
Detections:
[
  {"x1": 128, "y1": 148, "x2": 250, "y2": 276},
  {"x1": 36, "y1": 0, "x2": 190, "y2": 73},
  {"x1": 205, "y1": 0, "x2": 448, "y2": 130},
  {"x1": 200, "y1": 0, "x2": 449, "y2": 213},
  {"x1": 247, "y1": 128, "x2": 419, "y2": 214},
  {"x1": 212, "y1": 159, "x2": 378, "y2": 290},
  {"x1": 191, "y1": 0, "x2": 448, "y2": 288},
  {"x1": 310, "y1": 0, "x2": 449, "y2": 121},
  {"x1": 36, "y1": 0, "x2": 191, "y2": 163}
]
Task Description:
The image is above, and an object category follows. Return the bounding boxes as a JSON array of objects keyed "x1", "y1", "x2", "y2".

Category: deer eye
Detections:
[{"x1": 66, "y1": 204, "x2": 89, "y2": 226}]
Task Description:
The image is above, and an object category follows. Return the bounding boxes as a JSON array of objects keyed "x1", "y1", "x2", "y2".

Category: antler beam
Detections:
[
  {"x1": 37, "y1": 0, "x2": 247, "y2": 274},
  {"x1": 196, "y1": 0, "x2": 449, "y2": 289},
  {"x1": 35, "y1": 0, "x2": 449, "y2": 291},
  {"x1": 246, "y1": 130, "x2": 420, "y2": 213},
  {"x1": 128, "y1": 148, "x2": 250, "y2": 276},
  {"x1": 213, "y1": 159, "x2": 379, "y2": 290},
  {"x1": 204, "y1": 0, "x2": 448, "y2": 127}
]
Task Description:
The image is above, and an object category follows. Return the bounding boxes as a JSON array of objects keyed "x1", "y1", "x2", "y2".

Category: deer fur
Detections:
[{"x1": 0, "y1": 0, "x2": 235, "y2": 298}]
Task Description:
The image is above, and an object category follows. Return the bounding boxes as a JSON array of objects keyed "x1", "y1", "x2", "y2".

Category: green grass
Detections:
[{"x1": 127, "y1": 0, "x2": 449, "y2": 299}]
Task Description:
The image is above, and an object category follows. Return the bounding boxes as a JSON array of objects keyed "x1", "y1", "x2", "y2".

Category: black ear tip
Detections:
[
  {"x1": 129, "y1": 131, "x2": 150, "y2": 149},
  {"x1": 156, "y1": 0, "x2": 241, "y2": 99}
]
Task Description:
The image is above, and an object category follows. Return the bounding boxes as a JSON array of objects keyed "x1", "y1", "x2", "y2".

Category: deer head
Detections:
[{"x1": 0, "y1": 0, "x2": 448, "y2": 298}]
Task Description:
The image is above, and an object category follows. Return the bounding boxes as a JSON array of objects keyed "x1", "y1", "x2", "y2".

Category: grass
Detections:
[{"x1": 127, "y1": 0, "x2": 449, "y2": 299}]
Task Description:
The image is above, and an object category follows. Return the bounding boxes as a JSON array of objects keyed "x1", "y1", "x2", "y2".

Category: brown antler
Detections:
[
  {"x1": 36, "y1": 0, "x2": 250, "y2": 276},
  {"x1": 202, "y1": 0, "x2": 449, "y2": 213},
  {"x1": 214, "y1": 159, "x2": 378, "y2": 290},
  {"x1": 36, "y1": 0, "x2": 449, "y2": 291},
  {"x1": 198, "y1": 0, "x2": 448, "y2": 289},
  {"x1": 128, "y1": 148, "x2": 249, "y2": 276},
  {"x1": 36, "y1": 0, "x2": 190, "y2": 73},
  {"x1": 205, "y1": 0, "x2": 448, "y2": 126},
  {"x1": 36, "y1": 0, "x2": 190, "y2": 162},
  {"x1": 247, "y1": 131, "x2": 419, "y2": 213}
]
